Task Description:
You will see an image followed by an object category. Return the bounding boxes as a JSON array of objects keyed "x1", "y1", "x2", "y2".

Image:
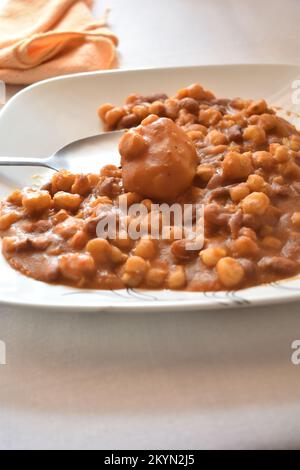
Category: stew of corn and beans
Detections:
[{"x1": 1, "y1": 83, "x2": 300, "y2": 291}]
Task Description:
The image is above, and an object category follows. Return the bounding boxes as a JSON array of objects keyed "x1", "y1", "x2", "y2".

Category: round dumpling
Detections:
[{"x1": 119, "y1": 115, "x2": 198, "y2": 201}]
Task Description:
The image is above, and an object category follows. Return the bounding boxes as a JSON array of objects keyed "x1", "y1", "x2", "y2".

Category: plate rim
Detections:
[
  {"x1": 0, "y1": 278, "x2": 299, "y2": 312},
  {"x1": 2, "y1": 62, "x2": 300, "y2": 119}
]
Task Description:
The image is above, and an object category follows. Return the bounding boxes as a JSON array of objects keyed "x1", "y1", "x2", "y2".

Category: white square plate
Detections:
[{"x1": 1, "y1": 64, "x2": 300, "y2": 312}]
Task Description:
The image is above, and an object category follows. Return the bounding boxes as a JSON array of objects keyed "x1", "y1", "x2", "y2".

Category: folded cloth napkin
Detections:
[{"x1": 0, "y1": 0, "x2": 118, "y2": 85}]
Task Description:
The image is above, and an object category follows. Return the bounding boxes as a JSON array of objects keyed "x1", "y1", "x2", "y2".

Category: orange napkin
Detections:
[{"x1": 0, "y1": 0, "x2": 118, "y2": 85}]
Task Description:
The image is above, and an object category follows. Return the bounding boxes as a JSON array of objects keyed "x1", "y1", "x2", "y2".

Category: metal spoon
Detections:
[{"x1": 0, "y1": 130, "x2": 124, "y2": 173}]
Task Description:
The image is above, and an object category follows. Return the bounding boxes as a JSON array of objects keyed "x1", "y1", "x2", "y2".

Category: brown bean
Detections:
[
  {"x1": 282, "y1": 238, "x2": 300, "y2": 259},
  {"x1": 258, "y1": 256, "x2": 298, "y2": 274},
  {"x1": 71, "y1": 174, "x2": 91, "y2": 196},
  {"x1": 171, "y1": 240, "x2": 199, "y2": 260},
  {"x1": 228, "y1": 209, "x2": 243, "y2": 238},
  {"x1": 204, "y1": 204, "x2": 230, "y2": 227},
  {"x1": 238, "y1": 258, "x2": 257, "y2": 278},
  {"x1": 142, "y1": 93, "x2": 168, "y2": 103},
  {"x1": 179, "y1": 98, "x2": 199, "y2": 114},
  {"x1": 28, "y1": 236, "x2": 51, "y2": 251},
  {"x1": 29, "y1": 220, "x2": 52, "y2": 233},
  {"x1": 97, "y1": 177, "x2": 122, "y2": 198},
  {"x1": 2, "y1": 236, "x2": 29, "y2": 253},
  {"x1": 118, "y1": 113, "x2": 141, "y2": 129},
  {"x1": 227, "y1": 125, "x2": 243, "y2": 143}
]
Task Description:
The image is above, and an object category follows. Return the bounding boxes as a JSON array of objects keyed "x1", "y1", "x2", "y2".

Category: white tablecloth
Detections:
[{"x1": 1, "y1": 0, "x2": 300, "y2": 450}]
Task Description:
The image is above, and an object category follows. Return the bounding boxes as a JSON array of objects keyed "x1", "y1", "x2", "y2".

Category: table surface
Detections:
[{"x1": 1, "y1": 0, "x2": 300, "y2": 450}]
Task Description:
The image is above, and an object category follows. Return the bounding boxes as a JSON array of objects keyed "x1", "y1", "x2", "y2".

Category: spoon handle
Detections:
[{"x1": 0, "y1": 157, "x2": 57, "y2": 171}]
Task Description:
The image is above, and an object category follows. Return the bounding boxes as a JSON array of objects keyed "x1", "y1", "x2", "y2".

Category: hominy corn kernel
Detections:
[
  {"x1": 22, "y1": 191, "x2": 52, "y2": 215},
  {"x1": 132, "y1": 104, "x2": 150, "y2": 120},
  {"x1": 7, "y1": 190, "x2": 23, "y2": 206},
  {"x1": 258, "y1": 113, "x2": 277, "y2": 131},
  {"x1": 272, "y1": 145, "x2": 290, "y2": 163},
  {"x1": 86, "y1": 238, "x2": 111, "y2": 264},
  {"x1": 230, "y1": 183, "x2": 250, "y2": 202},
  {"x1": 231, "y1": 98, "x2": 250, "y2": 110},
  {"x1": 111, "y1": 236, "x2": 134, "y2": 251},
  {"x1": 241, "y1": 192, "x2": 270, "y2": 215},
  {"x1": 51, "y1": 210, "x2": 69, "y2": 225},
  {"x1": 176, "y1": 109, "x2": 196, "y2": 126},
  {"x1": 252, "y1": 151, "x2": 273, "y2": 170},
  {"x1": 124, "y1": 256, "x2": 148, "y2": 275},
  {"x1": 281, "y1": 161, "x2": 300, "y2": 179},
  {"x1": 105, "y1": 107, "x2": 126, "y2": 127},
  {"x1": 207, "y1": 130, "x2": 228, "y2": 146},
  {"x1": 121, "y1": 256, "x2": 148, "y2": 287},
  {"x1": 243, "y1": 125, "x2": 266, "y2": 146},
  {"x1": 141, "y1": 114, "x2": 159, "y2": 126},
  {"x1": 231, "y1": 236, "x2": 259, "y2": 258},
  {"x1": 272, "y1": 175, "x2": 284, "y2": 185},
  {"x1": 98, "y1": 103, "x2": 114, "y2": 120},
  {"x1": 53, "y1": 192, "x2": 82, "y2": 212},
  {"x1": 291, "y1": 212, "x2": 300, "y2": 229},
  {"x1": 222, "y1": 151, "x2": 253, "y2": 182},
  {"x1": 110, "y1": 246, "x2": 128, "y2": 264},
  {"x1": 145, "y1": 267, "x2": 167, "y2": 288},
  {"x1": 200, "y1": 247, "x2": 227, "y2": 267},
  {"x1": 125, "y1": 93, "x2": 140, "y2": 104},
  {"x1": 246, "y1": 100, "x2": 267, "y2": 116},
  {"x1": 134, "y1": 238, "x2": 157, "y2": 259},
  {"x1": 51, "y1": 170, "x2": 75, "y2": 193},
  {"x1": 246, "y1": 174, "x2": 266, "y2": 192},
  {"x1": 90, "y1": 196, "x2": 112, "y2": 208},
  {"x1": 164, "y1": 98, "x2": 180, "y2": 119},
  {"x1": 100, "y1": 165, "x2": 122, "y2": 179},
  {"x1": 248, "y1": 115, "x2": 260, "y2": 125},
  {"x1": 149, "y1": 100, "x2": 165, "y2": 116},
  {"x1": 187, "y1": 123, "x2": 208, "y2": 134},
  {"x1": 187, "y1": 130, "x2": 205, "y2": 141},
  {"x1": 199, "y1": 108, "x2": 222, "y2": 127},
  {"x1": 261, "y1": 236, "x2": 282, "y2": 250},
  {"x1": 186, "y1": 83, "x2": 206, "y2": 100},
  {"x1": 87, "y1": 173, "x2": 101, "y2": 188},
  {"x1": 176, "y1": 88, "x2": 189, "y2": 99},
  {"x1": 167, "y1": 266, "x2": 187, "y2": 289},
  {"x1": 68, "y1": 231, "x2": 89, "y2": 250},
  {"x1": 0, "y1": 211, "x2": 21, "y2": 230},
  {"x1": 288, "y1": 135, "x2": 300, "y2": 152},
  {"x1": 119, "y1": 131, "x2": 148, "y2": 160},
  {"x1": 216, "y1": 257, "x2": 245, "y2": 287},
  {"x1": 121, "y1": 273, "x2": 140, "y2": 287},
  {"x1": 196, "y1": 165, "x2": 215, "y2": 183},
  {"x1": 238, "y1": 227, "x2": 257, "y2": 240}
]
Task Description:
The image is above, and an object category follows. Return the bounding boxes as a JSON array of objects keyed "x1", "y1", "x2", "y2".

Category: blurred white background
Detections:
[
  {"x1": 97, "y1": 0, "x2": 300, "y2": 67},
  {"x1": 1, "y1": 0, "x2": 300, "y2": 450}
]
